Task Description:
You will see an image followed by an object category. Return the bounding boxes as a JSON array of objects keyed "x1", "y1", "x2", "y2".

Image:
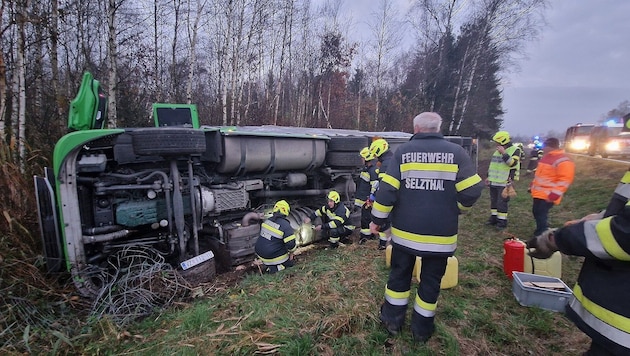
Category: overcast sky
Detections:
[
  {"x1": 330, "y1": 0, "x2": 630, "y2": 139},
  {"x1": 502, "y1": 0, "x2": 630, "y2": 138}
]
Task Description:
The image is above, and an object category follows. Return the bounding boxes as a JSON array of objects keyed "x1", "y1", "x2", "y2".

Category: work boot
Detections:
[
  {"x1": 496, "y1": 220, "x2": 507, "y2": 229},
  {"x1": 380, "y1": 304, "x2": 406, "y2": 336},
  {"x1": 359, "y1": 237, "x2": 368, "y2": 245},
  {"x1": 411, "y1": 312, "x2": 435, "y2": 343},
  {"x1": 485, "y1": 216, "x2": 497, "y2": 226}
]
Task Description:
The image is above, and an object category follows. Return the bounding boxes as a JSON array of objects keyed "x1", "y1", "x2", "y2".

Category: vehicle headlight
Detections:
[
  {"x1": 570, "y1": 139, "x2": 588, "y2": 150},
  {"x1": 605, "y1": 141, "x2": 620, "y2": 152}
]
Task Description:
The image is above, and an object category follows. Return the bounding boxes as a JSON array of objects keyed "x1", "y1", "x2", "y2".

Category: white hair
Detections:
[{"x1": 413, "y1": 112, "x2": 442, "y2": 133}]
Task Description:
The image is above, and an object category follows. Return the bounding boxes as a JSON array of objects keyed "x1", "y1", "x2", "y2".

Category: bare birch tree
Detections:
[{"x1": 367, "y1": 0, "x2": 404, "y2": 130}]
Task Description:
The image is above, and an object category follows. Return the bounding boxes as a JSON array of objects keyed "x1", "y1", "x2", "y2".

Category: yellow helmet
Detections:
[
  {"x1": 359, "y1": 146, "x2": 375, "y2": 161},
  {"x1": 492, "y1": 131, "x2": 511, "y2": 145},
  {"x1": 369, "y1": 139, "x2": 389, "y2": 157},
  {"x1": 273, "y1": 200, "x2": 290, "y2": 216},
  {"x1": 327, "y1": 190, "x2": 340, "y2": 204}
]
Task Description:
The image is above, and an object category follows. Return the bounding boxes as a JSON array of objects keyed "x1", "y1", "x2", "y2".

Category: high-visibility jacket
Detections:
[
  {"x1": 370, "y1": 133, "x2": 484, "y2": 257},
  {"x1": 554, "y1": 170, "x2": 630, "y2": 355},
  {"x1": 254, "y1": 213, "x2": 296, "y2": 266},
  {"x1": 530, "y1": 149, "x2": 575, "y2": 205},
  {"x1": 487, "y1": 143, "x2": 521, "y2": 186}
]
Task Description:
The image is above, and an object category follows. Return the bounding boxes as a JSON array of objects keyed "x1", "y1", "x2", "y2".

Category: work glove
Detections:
[{"x1": 526, "y1": 228, "x2": 558, "y2": 259}]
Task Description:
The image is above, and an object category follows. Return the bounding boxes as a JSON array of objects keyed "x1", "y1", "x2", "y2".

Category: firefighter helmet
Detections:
[
  {"x1": 370, "y1": 139, "x2": 389, "y2": 157},
  {"x1": 492, "y1": 131, "x2": 511, "y2": 145},
  {"x1": 327, "y1": 191, "x2": 340, "y2": 204},
  {"x1": 359, "y1": 146, "x2": 375, "y2": 161},
  {"x1": 273, "y1": 200, "x2": 290, "y2": 216}
]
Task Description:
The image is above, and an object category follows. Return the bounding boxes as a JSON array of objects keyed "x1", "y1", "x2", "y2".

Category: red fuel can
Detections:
[{"x1": 503, "y1": 238, "x2": 526, "y2": 279}]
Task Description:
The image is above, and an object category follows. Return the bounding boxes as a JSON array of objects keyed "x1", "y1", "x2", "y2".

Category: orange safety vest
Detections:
[{"x1": 529, "y1": 149, "x2": 575, "y2": 204}]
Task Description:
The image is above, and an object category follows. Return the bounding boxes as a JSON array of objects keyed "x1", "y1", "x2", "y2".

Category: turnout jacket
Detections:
[
  {"x1": 554, "y1": 169, "x2": 630, "y2": 355},
  {"x1": 530, "y1": 148, "x2": 575, "y2": 204},
  {"x1": 355, "y1": 161, "x2": 377, "y2": 207},
  {"x1": 254, "y1": 213, "x2": 297, "y2": 265},
  {"x1": 374, "y1": 150, "x2": 395, "y2": 192},
  {"x1": 487, "y1": 143, "x2": 521, "y2": 186},
  {"x1": 310, "y1": 202, "x2": 351, "y2": 230},
  {"x1": 371, "y1": 133, "x2": 483, "y2": 257}
]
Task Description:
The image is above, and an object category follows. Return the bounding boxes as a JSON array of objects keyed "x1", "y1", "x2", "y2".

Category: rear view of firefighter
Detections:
[
  {"x1": 370, "y1": 138, "x2": 394, "y2": 250},
  {"x1": 370, "y1": 112, "x2": 483, "y2": 342},
  {"x1": 356, "y1": 147, "x2": 378, "y2": 244},
  {"x1": 527, "y1": 169, "x2": 630, "y2": 355},
  {"x1": 254, "y1": 200, "x2": 297, "y2": 274},
  {"x1": 485, "y1": 131, "x2": 521, "y2": 229},
  {"x1": 304, "y1": 190, "x2": 352, "y2": 249}
]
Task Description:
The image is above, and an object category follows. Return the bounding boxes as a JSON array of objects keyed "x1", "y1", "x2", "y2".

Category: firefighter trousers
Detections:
[
  {"x1": 489, "y1": 186, "x2": 510, "y2": 225},
  {"x1": 381, "y1": 244, "x2": 447, "y2": 338}
]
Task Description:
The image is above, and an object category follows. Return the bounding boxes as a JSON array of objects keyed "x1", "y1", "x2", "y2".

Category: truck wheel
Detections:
[
  {"x1": 326, "y1": 151, "x2": 364, "y2": 167},
  {"x1": 327, "y1": 136, "x2": 369, "y2": 152},
  {"x1": 131, "y1": 128, "x2": 206, "y2": 156}
]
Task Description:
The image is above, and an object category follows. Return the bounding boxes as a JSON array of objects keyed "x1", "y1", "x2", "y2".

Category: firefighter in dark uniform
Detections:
[
  {"x1": 526, "y1": 140, "x2": 544, "y2": 175},
  {"x1": 527, "y1": 116, "x2": 630, "y2": 356},
  {"x1": 304, "y1": 190, "x2": 352, "y2": 249},
  {"x1": 485, "y1": 131, "x2": 521, "y2": 229},
  {"x1": 370, "y1": 138, "x2": 394, "y2": 250},
  {"x1": 356, "y1": 147, "x2": 378, "y2": 244},
  {"x1": 254, "y1": 200, "x2": 297, "y2": 274},
  {"x1": 370, "y1": 112, "x2": 483, "y2": 342}
]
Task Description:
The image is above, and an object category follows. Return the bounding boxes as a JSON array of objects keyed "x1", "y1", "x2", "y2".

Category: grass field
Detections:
[{"x1": 2, "y1": 148, "x2": 628, "y2": 355}]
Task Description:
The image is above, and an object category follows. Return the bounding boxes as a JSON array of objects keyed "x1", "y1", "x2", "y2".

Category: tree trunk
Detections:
[
  {"x1": 107, "y1": 0, "x2": 120, "y2": 128},
  {"x1": 16, "y1": 0, "x2": 27, "y2": 171}
]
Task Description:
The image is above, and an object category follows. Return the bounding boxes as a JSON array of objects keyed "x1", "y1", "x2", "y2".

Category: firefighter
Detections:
[
  {"x1": 529, "y1": 137, "x2": 575, "y2": 236},
  {"x1": 485, "y1": 130, "x2": 522, "y2": 229},
  {"x1": 370, "y1": 138, "x2": 394, "y2": 250},
  {"x1": 355, "y1": 147, "x2": 379, "y2": 244},
  {"x1": 526, "y1": 140, "x2": 544, "y2": 175},
  {"x1": 304, "y1": 190, "x2": 352, "y2": 249},
  {"x1": 370, "y1": 112, "x2": 483, "y2": 342},
  {"x1": 526, "y1": 168, "x2": 630, "y2": 355},
  {"x1": 254, "y1": 200, "x2": 297, "y2": 274}
]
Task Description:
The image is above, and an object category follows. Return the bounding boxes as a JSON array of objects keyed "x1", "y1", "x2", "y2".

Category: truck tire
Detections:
[
  {"x1": 327, "y1": 136, "x2": 369, "y2": 152},
  {"x1": 326, "y1": 151, "x2": 364, "y2": 167},
  {"x1": 131, "y1": 128, "x2": 206, "y2": 156}
]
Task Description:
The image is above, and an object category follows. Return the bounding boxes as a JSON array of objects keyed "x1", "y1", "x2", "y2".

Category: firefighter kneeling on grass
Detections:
[
  {"x1": 255, "y1": 200, "x2": 297, "y2": 274},
  {"x1": 304, "y1": 190, "x2": 352, "y2": 249}
]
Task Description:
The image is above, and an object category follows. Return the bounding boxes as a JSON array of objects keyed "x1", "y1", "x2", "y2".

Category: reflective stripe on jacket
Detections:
[
  {"x1": 555, "y1": 173, "x2": 630, "y2": 354},
  {"x1": 371, "y1": 133, "x2": 483, "y2": 256},
  {"x1": 487, "y1": 144, "x2": 521, "y2": 186},
  {"x1": 311, "y1": 203, "x2": 350, "y2": 230},
  {"x1": 254, "y1": 213, "x2": 296, "y2": 265},
  {"x1": 355, "y1": 163, "x2": 373, "y2": 206},
  {"x1": 530, "y1": 149, "x2": 575, "y2": 204}
]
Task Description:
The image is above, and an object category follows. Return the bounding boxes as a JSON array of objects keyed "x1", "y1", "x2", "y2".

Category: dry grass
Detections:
[{"x1": 1, "y1": 143, "x2": 628, "y2": 355}]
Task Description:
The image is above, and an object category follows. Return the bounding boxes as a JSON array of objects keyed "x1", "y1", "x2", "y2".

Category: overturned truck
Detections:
[{"x1": 34, "y1": 73, "x2": 477, "y2": 297}]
